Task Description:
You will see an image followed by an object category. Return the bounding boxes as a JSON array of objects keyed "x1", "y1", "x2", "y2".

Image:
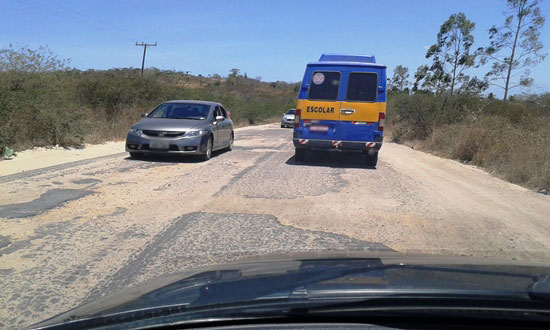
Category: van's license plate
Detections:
[
  {"x1": 310, "y1": 125, "x2": 329, "y2": 132},
  {"x1": 150, "y1": 140, "x2": 169, "y2": 150}
]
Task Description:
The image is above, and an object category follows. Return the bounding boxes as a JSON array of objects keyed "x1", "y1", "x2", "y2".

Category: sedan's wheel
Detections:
[
  {"x1": 202, "y1": 136, "x2": 213, "y2": 161},
  {"x1": 129, "y1": 152, "x2": 143, "y2": 159},
  {"x1": 226, "y1": 132, "x2": 234, "y2": 151}
]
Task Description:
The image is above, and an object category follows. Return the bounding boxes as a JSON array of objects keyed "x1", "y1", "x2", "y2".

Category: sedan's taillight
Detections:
[
  {"x1": 378, "y1": 112, "x2": 385, "y2": 132},
  {"x1": 294, "y1": 109, "x2": 301, "y2": 128}
]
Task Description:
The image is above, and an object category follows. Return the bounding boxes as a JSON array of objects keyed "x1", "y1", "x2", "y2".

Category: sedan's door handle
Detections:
[{"x1": 340, "y1": 108, "x2": 355, "y2": 115}]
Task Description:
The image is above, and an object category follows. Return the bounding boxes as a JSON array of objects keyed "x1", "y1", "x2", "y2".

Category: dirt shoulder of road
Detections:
[
  {"x1": 0, "y1": 124, "x2": 277, "y2": 177},
  {"x1": 0, "y1": 141, "x2": 126, "y2": 176}
]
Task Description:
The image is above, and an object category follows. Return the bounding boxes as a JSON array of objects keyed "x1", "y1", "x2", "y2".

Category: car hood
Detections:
[
  {"x1": 33, "y1": 251, "x2": 550, "y2": 328},
  {"x1": 132, "y1": 118, "x2": 207, "y2": 131}
]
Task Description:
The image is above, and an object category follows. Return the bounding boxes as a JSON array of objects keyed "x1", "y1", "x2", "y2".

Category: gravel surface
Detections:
[{"x1": 0, "y1": 123, "x2": 549, "y2": 328}]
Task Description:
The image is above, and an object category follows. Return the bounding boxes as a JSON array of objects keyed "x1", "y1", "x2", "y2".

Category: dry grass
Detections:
[
  {"x1": 81, "y1": 105, "x2": 146, "y2": 144},
  {"x1": 414, "y1": 116, "x2": 550, "y2": 191},
  {"x1": 386, "y1": 93, "x2": 550, "y2": 192}
]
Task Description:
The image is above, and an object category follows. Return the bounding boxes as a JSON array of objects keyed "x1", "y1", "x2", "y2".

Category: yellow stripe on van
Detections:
[
  {"x1": 379, "y1": 102, "x2": 386, "y2": 114},
  {"x1": 340, "y1": 101, "x2": 382, "y2": 123},
  {"x1": 300, "y1": 100, "x2": 340, "y2": 121}
]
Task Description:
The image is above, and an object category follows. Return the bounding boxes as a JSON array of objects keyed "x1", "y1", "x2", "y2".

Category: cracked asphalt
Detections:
[{"x1": 1, "y1": 123, "x2": 549, "y2": 329}]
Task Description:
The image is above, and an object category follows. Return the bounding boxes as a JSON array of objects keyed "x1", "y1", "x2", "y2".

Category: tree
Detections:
[
  {"x1": 391, "y1": 65, "x2": 410, "y2": 92},
  {"x1": 412, "y1": 65, "x2": 429, "y2": 93},
  {"x1": 0, "y1": 44, "x2": 70, "y2": 72},
  {"x1": 483, "y1": 0, "x2": 546, "y2": 100},
  {"x1": 229, "y1": 68, "x2": 241, "y2": 78},
  {"x1": 412, "y1": 64, "x2": 449, "y2": 94},
  {"x1": 426, "y1": 13, "x2": 477, "y2": 95},
  {"x1": 458, "y1": 76, "x2": 489, "y2": 95},
  {"x1": 228, "y1": 68, "x2": 241, "y2": 85}
]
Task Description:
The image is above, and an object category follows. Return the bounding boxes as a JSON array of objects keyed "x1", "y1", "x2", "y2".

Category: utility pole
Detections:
[{"x1": 135, "y1": 42, "x2": 157, "y2": 77}]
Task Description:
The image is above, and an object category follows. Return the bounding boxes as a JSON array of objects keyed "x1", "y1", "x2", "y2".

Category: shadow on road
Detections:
[
  {"x1": 285, "y1": 150, "x2": 376, "y2": 169},
  {"x1": 123, "y1": 150, "x2": 228, "y2": 163}
]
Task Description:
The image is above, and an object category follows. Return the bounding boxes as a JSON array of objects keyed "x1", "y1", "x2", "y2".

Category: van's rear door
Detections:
[
  {"x1": 337, "y1": 70, "x2": 380, "y2": 142},
  {"x1": 300, "y1": 70, "x2": 341, "y2": 140}
]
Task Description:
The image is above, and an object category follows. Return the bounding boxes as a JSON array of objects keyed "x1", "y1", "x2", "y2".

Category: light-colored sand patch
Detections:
[
  {"x1": 0, "y1": 124, "x2": 280, "y2": 177},
  {"x1": 0, "y1": 141, "x2": 125, "y2": 176}
]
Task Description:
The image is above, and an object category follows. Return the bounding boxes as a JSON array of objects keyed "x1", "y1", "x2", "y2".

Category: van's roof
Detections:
[{"x1": 307, "y1": 53, "x2": 386, "y2": 68}]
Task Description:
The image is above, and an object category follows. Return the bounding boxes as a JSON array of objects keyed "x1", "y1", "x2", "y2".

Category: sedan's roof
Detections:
[{"x1": 164, "y1": 100, "x2": 220, "y2": 106}]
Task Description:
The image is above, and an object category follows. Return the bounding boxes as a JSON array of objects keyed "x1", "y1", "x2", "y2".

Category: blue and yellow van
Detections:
[{"x1": 293, "y1": 54, "x2": 386, "y2": 166}]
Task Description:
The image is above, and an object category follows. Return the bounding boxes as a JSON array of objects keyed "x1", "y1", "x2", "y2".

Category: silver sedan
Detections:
[
  {"x1": 281, "y1": 109, "x2": 295, "y2": 128},
  {"x1": 126, "y1": 100, "x2": 234, "y2": 161}
]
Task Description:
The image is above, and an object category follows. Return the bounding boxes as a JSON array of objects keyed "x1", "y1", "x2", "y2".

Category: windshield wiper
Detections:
[
  {"x1": 529, "y1": 275, "x2": 550, "y2": 301},
  {"x1": 39, "y1": 265, "x2": 550, "y2": 330},
  {"x1": 113, "y1": 261, "x2": 548, "y2": 311},
  {"x1": 41, "y1": 262, "x2": 550, "y2": 329},
  {"x1": 190, "y1": 263, "x2": 544, "y2": 306},
  {"x1": 40, "y1": 291, "x2": 550, "y2": 330}
]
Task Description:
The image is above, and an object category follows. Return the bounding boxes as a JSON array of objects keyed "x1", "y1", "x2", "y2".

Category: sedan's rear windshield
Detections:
[{"x1": 148, "y1": 103, "x2": 211, "y2": 119}]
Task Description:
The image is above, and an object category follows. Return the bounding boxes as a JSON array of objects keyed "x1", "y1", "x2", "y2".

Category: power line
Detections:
[
  {"x1": 18, "y1": 0, "x2": 211, "y2": 72},
  {"x1": 135, "y1": 42, "x2": 157, "y2": 77},
  {"x1": 19, "y1": 0, "x2": 119, "y2": 36},
  {"x1": 43, "y1": 0, "x2": 149, "y2": 41}
]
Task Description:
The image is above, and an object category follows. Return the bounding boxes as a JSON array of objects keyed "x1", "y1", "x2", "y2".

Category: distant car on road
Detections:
[
  {"x1": 126, "y1": 100, "x2": 234, "y2": 161},
  {"x1": 281, "y1": 109, "x2": 296, "y2": 128}
]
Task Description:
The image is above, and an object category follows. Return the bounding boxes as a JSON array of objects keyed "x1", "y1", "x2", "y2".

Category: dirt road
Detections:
[{"x1": 1, "y1": 124, "x2": 549, "y2": 328}]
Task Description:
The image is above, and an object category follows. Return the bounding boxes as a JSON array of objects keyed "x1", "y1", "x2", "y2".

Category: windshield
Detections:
[
  {"x1": 1, "y1": 0, "x2": 550, "y2": 329},
  {"x1": 148, "y1": 103, "x2": 210, "y2": 119}
]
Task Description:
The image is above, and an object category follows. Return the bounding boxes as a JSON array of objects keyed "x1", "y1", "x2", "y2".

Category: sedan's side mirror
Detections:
[
  {"x1": 215, "y1": 115, "x2": 225, "y2": 122},
  {"x1": 141, "y1": 113, "x2": 148, "y2": 118}
]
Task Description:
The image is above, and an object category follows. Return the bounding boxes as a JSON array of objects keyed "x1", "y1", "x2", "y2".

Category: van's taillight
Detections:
[
  {"x1": 294, "y1": 109, "x2": 301, "y2": 128},
  {"x1": 378, "y1": 112, "x2": 385, "y2": 132}
]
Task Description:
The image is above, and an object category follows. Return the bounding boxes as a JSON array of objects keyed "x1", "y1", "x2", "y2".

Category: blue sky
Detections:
[{"x1": 1, "y1": 0, "x2": 549, "y2": 96}]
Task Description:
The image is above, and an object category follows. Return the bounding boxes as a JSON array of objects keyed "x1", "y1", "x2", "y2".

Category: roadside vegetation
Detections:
[
  {"x1": 387, "y1": 92, "x2": 550, "y2": 192},
  {"x1": 0, "y1": 48, "x2": 297, "y2": 151},
  {"x1": 387, "y1": 0, "x2": 548, "y2": 192}
]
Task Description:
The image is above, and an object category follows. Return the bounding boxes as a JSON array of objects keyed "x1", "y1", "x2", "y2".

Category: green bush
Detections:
[
  {"x1": 0, "y1": 71, "x2": 84, "y2": 150},
  {"x1": 0, "y1": 68, "x2": 297, "y2": 152}
]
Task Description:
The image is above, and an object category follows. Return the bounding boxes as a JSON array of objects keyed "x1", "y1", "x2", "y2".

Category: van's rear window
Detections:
[
  {"x1": 347, "y1": 72, "x2": 377, "y2": 102},
  {"x1": 308, "y1": 71, "x2": 340, "y2": 100}
]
